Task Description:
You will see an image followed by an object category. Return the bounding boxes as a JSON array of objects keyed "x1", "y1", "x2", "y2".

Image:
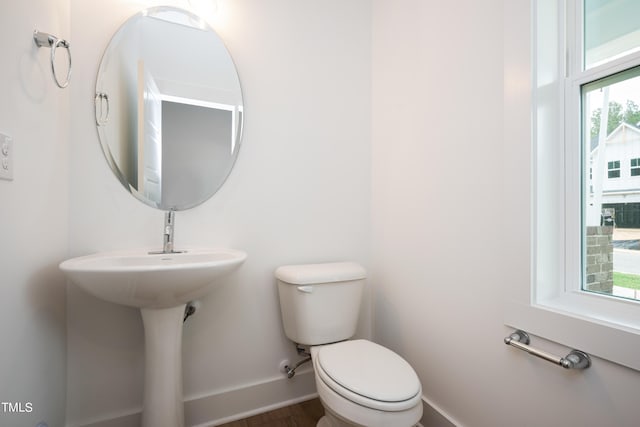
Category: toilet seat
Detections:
[{"x1": 314, "y1": 340, "x2": 422, "y2": 412}]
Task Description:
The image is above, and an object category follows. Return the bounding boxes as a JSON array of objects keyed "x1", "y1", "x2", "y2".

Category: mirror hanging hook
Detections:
[{"x1": 33, "y1": 30, "x2": 72, "y2": 89}]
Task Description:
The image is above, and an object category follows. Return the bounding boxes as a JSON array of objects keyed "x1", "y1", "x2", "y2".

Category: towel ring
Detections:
[{"x1": 33, "y1": 30, "x2": 72, "y2": 89}]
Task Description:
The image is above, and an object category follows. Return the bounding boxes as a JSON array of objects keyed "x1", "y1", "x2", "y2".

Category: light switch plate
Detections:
[{"x1": 0, "y1": 133, "x2": 13, "y2": 181}]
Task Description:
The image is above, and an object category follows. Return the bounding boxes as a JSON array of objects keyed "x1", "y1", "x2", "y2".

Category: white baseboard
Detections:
[
  {"x1": 188, "y1": 368, "x2": 317, "y2": 427},
  {"x1": 419, "y1": 395, "x2": 462, "y2": 427},
  {"x1": 70, "y1": 371, "x2": 464, "y2": 427},
  {"x1": 69, "y1": 368, "x2": 317, "y2": 427}
]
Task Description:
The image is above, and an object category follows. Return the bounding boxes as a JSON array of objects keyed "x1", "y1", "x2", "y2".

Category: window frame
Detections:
[
  {"x1": 631, "y1": 158, "x2": 640, "y2": 176},
  {"x1": 607, "y1": 160, "x2": 621, "y2": 178},
  {"x1": 504, "y1": 0, "x2": 640, "y2": 372}
]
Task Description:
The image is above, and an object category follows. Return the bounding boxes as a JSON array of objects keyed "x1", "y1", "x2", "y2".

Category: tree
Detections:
[
  {"x1": 590, "y1": 101, "x2": 623, "y2": 139},
  {"x1": 623, "y1": 100, "x2": 640, "y2": 127}
]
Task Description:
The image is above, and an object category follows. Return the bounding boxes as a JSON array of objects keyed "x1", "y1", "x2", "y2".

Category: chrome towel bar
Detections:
[{"x1": 504, "y1": 330, "x2": 591, "y2": 370}]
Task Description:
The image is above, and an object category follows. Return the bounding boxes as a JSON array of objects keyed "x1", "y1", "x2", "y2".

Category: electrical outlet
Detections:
[{"x1": 0, "y1": 133, "x2": 13, "y2": 181}]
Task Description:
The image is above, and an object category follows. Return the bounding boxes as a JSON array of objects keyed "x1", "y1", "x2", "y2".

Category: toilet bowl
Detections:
[
  {"x1": 312, "y1": 340, "x2": 422, "y2": 427},
  {"x1": 275, "y1": 262, "x2": 423, "y2": 427}
]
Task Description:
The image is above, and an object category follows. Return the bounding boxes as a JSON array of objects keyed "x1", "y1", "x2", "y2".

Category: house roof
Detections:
[
  {"x1": 591, "y1": 122, "x2": 640, "y2": 152},
  {"x1": 607, "y1": 122, "x2": 640, "y2": 140}
]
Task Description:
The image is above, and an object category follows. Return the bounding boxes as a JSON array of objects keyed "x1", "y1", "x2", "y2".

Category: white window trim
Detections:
[
  {"x1": 608, "y1": 161, "x2": 621, "y2": 178},
  {"x1": 504, "y1": 0, "x2": 640, "y2": 372},
  {"x1": 631, "y1": 158, "x2": 640, "y2": 176}
]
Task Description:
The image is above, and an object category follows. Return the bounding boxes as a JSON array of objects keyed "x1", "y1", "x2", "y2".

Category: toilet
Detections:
[{"x1": 275, "y1": 262, "x2": 423, "y2": 427}]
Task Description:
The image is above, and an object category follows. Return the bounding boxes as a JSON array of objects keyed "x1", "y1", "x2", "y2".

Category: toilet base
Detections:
[
  {"x1": 314, "y1": 376, "x2": 422, "y2": 427},
  {"x1": 316, "y1": 405, "x2": 363, "y2": 427},
  {"x1": 317, "y1": 415, "x2": 344, "y2": 427},
  {"x1": 316, "y1": 401, "x2": 421, "y2": 427}
]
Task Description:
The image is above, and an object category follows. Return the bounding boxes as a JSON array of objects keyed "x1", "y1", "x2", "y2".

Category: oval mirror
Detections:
[{"x1": 95, "y1": 6, "x2": 243, "y2": 210}]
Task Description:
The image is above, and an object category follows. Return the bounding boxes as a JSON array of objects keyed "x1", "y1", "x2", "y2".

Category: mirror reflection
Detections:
[{"x1": 95, "y1": 7, "x2": 244, "y2": 210}]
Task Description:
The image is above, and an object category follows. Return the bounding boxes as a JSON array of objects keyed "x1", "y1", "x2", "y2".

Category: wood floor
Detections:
[{"x1": 216, "y1": 398, "x2": 324, "y2": 427}]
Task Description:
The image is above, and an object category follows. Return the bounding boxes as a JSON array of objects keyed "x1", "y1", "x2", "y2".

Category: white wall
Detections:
[
  {"x1": 9, "y1": 1, "x2": 638, "y2": 426},
  {"x1": 67, "y1": 0, "x2": 371, "y2": 425},
  {"x1": 372, "y1": 1, "x2": 640, "y2": 426},
  {"x1": 0, "y1": 0, "x2": 69, "y2": 426}
]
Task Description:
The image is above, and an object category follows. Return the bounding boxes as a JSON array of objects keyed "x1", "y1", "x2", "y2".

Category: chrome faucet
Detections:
[
  {"x1": 149, "y1": 210, "x2": 183, "y2": 255},
  {"x1": 163, "y1": 210, "x2": 176, "y2": 253}
]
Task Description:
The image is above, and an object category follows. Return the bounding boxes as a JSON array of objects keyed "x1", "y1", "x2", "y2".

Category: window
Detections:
[
  {"x1": 607, "y1": 160, "x2": 620, "y2": 178},
  {"x1": 584, "y1": 0, "x2": 640, "y2": 69},
  {"x1": 578, "y1": 3, "x2": 640, "y2": 303},
  {"x1": 503, "y1": 0, "x2": 640, "y2": 373},
  {"x1": 631, "y1": 158, "x2": 640, "y2": 176}
]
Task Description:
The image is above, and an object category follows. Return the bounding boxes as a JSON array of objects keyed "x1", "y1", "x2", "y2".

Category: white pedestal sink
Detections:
[{"x1": 59, "y1": 247, "x2": 247, "y2": 427}]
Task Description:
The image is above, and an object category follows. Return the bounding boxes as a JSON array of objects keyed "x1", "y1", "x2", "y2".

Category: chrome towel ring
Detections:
[{"x1": 33, "y1": 30, "x2": 72, "y2": 89}]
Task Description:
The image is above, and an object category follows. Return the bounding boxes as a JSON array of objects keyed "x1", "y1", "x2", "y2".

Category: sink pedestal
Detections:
[
  {"x1": 58, "y1": 247, "x2": 247, "y2": 427},
  {"x1": 140, "y1": 304, "x2": 186, "y2": 427}
]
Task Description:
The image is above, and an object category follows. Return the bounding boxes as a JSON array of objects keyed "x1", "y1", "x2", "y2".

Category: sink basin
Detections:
[
  {"x1": 60, "y1": 247, "x2": 247, "y2": 308},
  {"x1": 59, "y1": 247, "x2": 246, "y2": 427}
]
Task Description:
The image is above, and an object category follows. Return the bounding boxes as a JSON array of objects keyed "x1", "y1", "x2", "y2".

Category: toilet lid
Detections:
[{"x1": 316, "y1": 340, "x2": 421, "y2": 407}]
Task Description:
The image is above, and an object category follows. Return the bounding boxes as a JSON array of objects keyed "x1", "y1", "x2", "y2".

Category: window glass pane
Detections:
[
  {"x1": 584, "y1": 0, "x2": 640, "y2": 69},
  {"x1": 582, "y1": 66, "x2": 640, "y2": 300}
]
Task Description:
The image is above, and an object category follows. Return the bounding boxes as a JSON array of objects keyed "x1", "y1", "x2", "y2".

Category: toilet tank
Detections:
[{"x1": 275, "y1": 262, "x2": 366, "y2": 346}]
